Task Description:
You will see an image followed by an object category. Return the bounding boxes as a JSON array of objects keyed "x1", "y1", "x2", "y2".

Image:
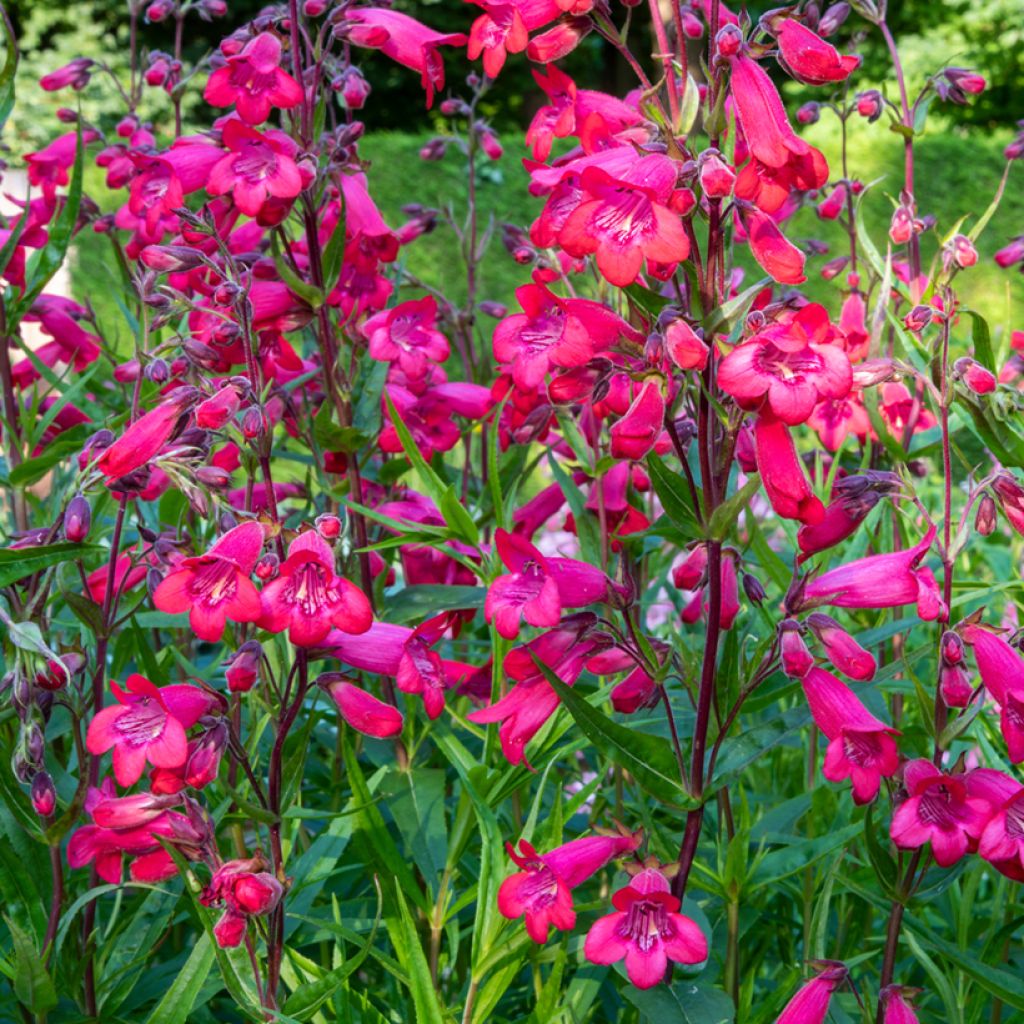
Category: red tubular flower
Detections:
[
  {"x1": 796, "y1": 526, "x2": 943, "y2": 619},
  {"x1": 881, "y1": 986, "x2": 921, "y2": 1024},
  {"x1": 153, "y1": 522, "x2": 264, "y2": 642},
  {"x1": 964, "y1": 626, "x2": 1024, "y2": 762},
  {"x1": 95, "y1": 388, "x2": 196, "y2": 481},
  {"x1": 609, "y1": 379, "x2": 665, "y2": 461},
  {"x1": 775, "y1": 963, "x2": 848, "y2": 1024},
  {"x1": 610, "y1": 666, "x2": 659, "y2": 713},
  {"x1": 204, "y1": 33, "x2": 303, "y2": 124},
  {"x1": 774, "y1": 18, "x2": 861, "y2": 85},
  {"x1": 86, "y1": 675, "x2": 216, "y2": 787},
  {"x1": 558, "y1": 156, "x2": 690, "y2": 287},
  {"x1": 361, "y1": 295, "x2": 450, "y2": 379},
  {"x1": 978, "y1": 782, "x2": 1024, "y2": 880},
  {"x1": 498, "y1": 830, "x2": 641, "y2": 943},
  {"x1": 259, "y1": 530, "x2": 373, "y2": 646},
  {"x1": 890, "y1": 761, "x2": 1002, "y2": 866},
  {"x1": 753, "y1": 412, "x2": 825, "y2": 525},
  {"x1": 202, "y1": 856, "x2": 283, "y2": 947},
  {"x1": 741, "y1": 208, "x2": 807, "y2": 284},
  {"x1": 584, "y1": 867, "x2": 707, "y2": 989},
  {"x1": 466, "y1": 0, "x2": 561, "y2": 78},
  {"x1": 729, "y1": 54, "x2": 828, "y2": 213},
  {"x1": 207, "y1": 120, "x2": 304, "y2": 217},
  {"x1": 780, "y1": 619, "x2": 814, "y2": 678},
  {"x1": 805, "y1": 613, "x2": 876, "y2": 681},
  {"x1": 322, "y1": 677, "x2": 404, "y2": 738},
  {"x1": 801, "y1": 667, "x2": 899, "y2": 803}
]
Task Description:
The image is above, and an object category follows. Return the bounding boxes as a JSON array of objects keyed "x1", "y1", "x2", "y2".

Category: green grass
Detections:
[{"x1": 70, "y1": 126, "x2": 1023, "y2": 347}]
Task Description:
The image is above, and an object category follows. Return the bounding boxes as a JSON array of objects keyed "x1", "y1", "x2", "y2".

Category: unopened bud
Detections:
[
  {"x1": 975, "y1": 493, "x2": 997, "y2": 535},
  {"x1": 715, "y1": 24, "x2": 743, "y2": 57},
  {"x1": 254, "y1": 553, "x2": 279, "y2": 581},
  {"x1": 742, "y1": 572, "x2": 765, "y2": 604},
  {"x1": 31, "y1": 771, "x2": 56, "y2": 817},
  {"x1": 316, "y1": 513, "x2": 342, "y2": 539},
  {"x1": 63, "y1": 494, "x2": 91, "y2": 542}
]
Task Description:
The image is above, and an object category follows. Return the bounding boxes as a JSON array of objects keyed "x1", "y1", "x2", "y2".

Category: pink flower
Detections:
[
  {"x1": 610, "y1": 379, "x2": 666, "y2": 461},
  {"x1": 150, "y1": 722, "x2": 228, "y2": 793},
  {"x1": 664, "y1": 319, "x2": 709, "y2": 371},
  {"x1": 801, "y1": 667, "x2": 899, "y2": 804},
  {"x1": 805, "y1": 613, "x2": 876, "y2": 681},
  {"x1": 754, "y1": 413, "x2": 825, "y2": 525},
  {"x1": 202, "y1": 855, "x2": 283, "y2": 947},
  {"x1": 361, "y1": 296, "x2": 450, "y2": 379},
  {"x1": 796, "y1": 527, "x2": 943, "y2": 619},
  {"x1": 741, "y1": 208, "x2": 807, "y2": 284},
  {"x1": 25, "y1": 129, "x2": 100, "y2": 202},
  {"x1": 153, "y1": 522, "x2": 264, "y2": 641},
  {"x1": 719, "y1": 304, "x2": 851, "y2": 425},
  {"x1": 558, "y1": 156, "x2": 691, "y2": 287},
  {"x1": 86, "y1": 549, "x2": 149, "y2": 603},
  {"x1": 775, "y1": 963, "x2": 848, "y2": 1023},
  {"x1": 881, "y1": 986, "x2": 921, "y2": 1024},
  {"x1": 780, "y1": 619, "x2": 814, "y2": 678},
  {"x1": 965, "y1": 626, "x2": 1024, "y2": 762},
  {"x1": 610, "y1": 666, "x2": 659, "y2": 713},
  {"x1": 467, "y1": 0, "x2": 561, "y2": 78},
  {"x1": 978, "y1": 782, "x2": 1024, "y2": 880},
  {"x1": 322, "y1": 678, "x2": 404, "y2": 738},
  {"x1": 498, "y1": 830, "x2": 642, "y2": 943},
  {"x1": 207, "y1": 120, "x2": 304, "y2": 217},
  {"x1": 94, "y1": 388, "x2": 197, "y2": 481},
  {"x1": 87, "y1": 675, "x2": 216, "y2": 787},
  {"x1": 259, "y1": 530, "x2": 373, "y2": 646},
  {"x1": 195, "y1": 385, "x2": 242, "y2": 429},
  {"x1": 775, "y1": 19, "x2": 860, "y2": 85},
  {"x1": 493, "y1": 283, "x2": 638, "y2": 392},
  {"x1": 890, "y1": 761, "x2": 995, "y2": 866},
  {"x1": 730, "y1": 55, "x2": 828, "y2": 213},
  {"x1": 204, "y1": 32, "x2": 304, "y2": 124},
  {"x1": 396, "y1": 613, "x2": 454, "y2": 719},
  {"x1": 584, "y1": 867, "x2": 707, "y2": 989},
  {"x1": 347, "y1": 8, "x2": 467, "y2": 107}
]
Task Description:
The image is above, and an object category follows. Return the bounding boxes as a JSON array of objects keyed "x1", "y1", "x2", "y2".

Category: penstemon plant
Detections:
[{"x1": 0, "y1": 0, "x2": 1023, "y2": 1021}]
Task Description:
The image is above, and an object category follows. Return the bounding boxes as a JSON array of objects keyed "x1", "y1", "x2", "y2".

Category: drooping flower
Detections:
[
  {"x1": 965, "y1": 625, "x2": 1024, "y2": 762},
  {"x1": 395, "y1": 613, "x2": 456, "y2": 719},
  {"x1": 466, "y1": 0, "x2": 561, "y2": 79},
  {"x1": 584, "y1": 867, "x2": 708, "y2": 989},
  {"x1": 780, "y1": 619, "x2": 814, "y2": 678},
  {"x1": 259, "y1": 530, "x2": 373, "y2": 646},
  {"x1": 880, "y1": 986, "x2": 921, "y2": 1024},
  {"x1": 207, "y1": 119, "x2": 304, "y2": 217},
  {"x1": 94, "y1": 388, "x2": 197, "y2": 481},
  {"x1": 805, "y1": 613, "x2": 876, "y2": 681},
  {"x1": 741, "y1": 208, "x2": 807, "y2": 284},
  {"x1": 977, "y1": 782, "x2": 1024, "y2": 880},
  {"x1": 498, "y1": 830, "x2": 642, "y2": 943},
  {"x1": 774, "y1": 18, "x2": 861, "y2": 85},
  {"x1": 321, "y1": 676, "x2": 404, "y2": 738},
  {"x1": 775, "y1": 962, "x2": 848, "y2": 1024},
  {"x1": 87, "y1": 675, "x2": 217, "y2": 787},
  {"x1": 204, "y1": 32, "x2": 304, "y2": 124},
  {"x1": 753, "y1": 412, "x2": 825, "y2": 525},
  {"x1": 801, "y1": 667, "x2": 899, "y2": 803},
  {"x1": 890, "y1": 760, "x2": 996, "y2": 866},
  {"x1": 153, "y1": 522, "x2": 264, "y2": 642},
  {"x1": 610, "y1": 379, "x2": 666, "y2": 461}
]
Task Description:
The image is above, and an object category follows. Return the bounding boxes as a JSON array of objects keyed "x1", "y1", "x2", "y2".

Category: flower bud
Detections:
[
  {"x1": 304, "y1": 0, "x2": 329, "y2": 14},
  {"x1": 241, "y1": 407, "x2": 266, "y2": 440},
  {"x1": 855, "y1": 89, "x2": 883, "y2": 121},
  {"x1": 31, "y1": 772, "x2": 56, "y2": 817},
  {"x1": 680, "y1": 11, "x2": 703, "y2": 37},
  {"x1": 851, "y1": 358, "x2": 896, "y2": 388},
  {"x1": 697, "y1": 151, "x2": 735, "y2": 198},
  {"x1": 254, "y1": 552, "x2": 279, "y2": 580},
  {"x1": 817, "y1": 3, "x2": 850, "y2": 35},
  {"x1": 742, "y1": 572, "x2": 766, "y2": 604},
  {"x1": 947, "y1": 233, "x2": 978, "y2": 269},
  {"x1": 903, "y1": 304, "x2": 932, "y2": 332},
  {"x1": 315, "y1": 513, "x2": 342, "y2": 540},
  {"x1": 226, "y1": 640, "x2": 262, "y2": 693},
  {"x1": 975, "y1": 493, "x2": 997, "y2": 536},
  {"x1": 63, "y1": 494, "x2": 91, "y2": 542},
  {"x1": 780, "y1": 619, "x2": 814, "y2": 678},
  {"x1": 797, "y1": 101, "x2": 820, "y2": 125},
  {"x1": 820, "y1": 255, "x2": 849, "y2": 280},
  {"x1": 715, "y1": 24, "x2": 743, "y2": 57},
  {"x1": 889, "y1": 206, "x2": 915, "y2": 245},
  {"x1": 954, "y1": 357, "x2": 996, "y2": 394}
]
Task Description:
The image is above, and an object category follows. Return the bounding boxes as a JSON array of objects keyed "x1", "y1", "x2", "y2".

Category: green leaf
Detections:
[
  {"x1": 863, "y1": 804, "x2": 898, "y2": 896},
  {"x1": 0, "y1": 10, "x2": 17, "y2": 135},
  {"x1": 381, "y1": 768, "x2": 447, "y2": 888},
  {"x1": 707, "y1": 474, "x2": 761, "y2": 541},
  {"x1": 703, "y1": 279, "x2": 769, "y2": 339},
  {"x1": 9, "y1": 425, "x2": 90, "y2": 486},
  {"x1": 6, "y1": 915, "x2": 57, "y2": 1014},
  {"x1": 438, "y1": 484, "x2": 480, "y2": 546},
  {"x1": 623, "y1": 282, "x2": 671, "y2": 317},
  {"x1": 623, "y1": 980, "x2": 734, "y2": 1023},
  {"x1": 0, "y1": 542, "x2": 102, "y2": 588},
  {"x1": 383, "y1": 585, "x2": 486, "y2": 625},
  {"x1": 539, "y1": 664, "x2": 693, "y2": 804},
  {"x1": 647, "y1": 453, "x2": 703, "y2": 538},
  {"x1": 964, "y1": 310, "x2": 995, "y2": 374},
  {"x1": 144, "y1": 933, "x2": 216, "y2": 1024},
  {"x1": 274, "y1": 252, "x2": 325, "y2": 308},
  {"x1": 386, "y1": 885, "x2": 448, "y2": 1024}
]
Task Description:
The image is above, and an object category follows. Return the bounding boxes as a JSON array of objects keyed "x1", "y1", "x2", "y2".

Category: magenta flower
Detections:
[
  {"x1": 774, "y1": 19, "x2": 861, "y2": 85},
  {"x1": 498, "y1": 830, "x2": 642, "y2": 943},
  {"x1": 610, "y1": 379, "x2": 666, "y2": 461},
  {"x1": 741, "y1": 208, "x2": 807, "y2": 284},
  {"x1": 86, "y1": 675, "x2": 216, "y2": 787},
  {"x1": 977, "y1": 781, "x2": 1024, "y2": 881},
  {"x1": 801, "y1": 667, "x2": 899, "y2": 804},
  {"x1": 796, "y1": 527, "x2": 943, "y2": 620},
  {"x1": 202, "y1": 855, "x2": 283, "y2": 948},
  {"x1": 775, "y1": 962, "x2": 848, "y2": 1024},
  {"x1": 584, "y1": 867, "x2": 707, "y2": 989},
  {"x1": 559, "y1": 156, "x2": 691, "y2": 286},
  {"x1": 396, "y1": 613, "x2": 454, "y2": 719},
  {"x1": 890, "y1": 760, "x2": 995, "y2": 866},
  {"x1": 805, "y1": 613, "x2": 876, "y2": 681},
  {"x1": 965, "y1": 626, "x2": 1024, "y2": 762},
  {"x1": 718, "y1": 303, "x2": 852, "y2": 425},
  {"x1": 153, "y1": 522, "x2": 264, "y2": 642},
  {"x1": 754, "y1": 412, "x2": 825, "y2": 525},
  {"x1": 323, "y1": 678, "x2": 404, "y2": 738},
  {"x1": 258, "y1": 530, "x2": 373, "y2": 646},
  {"x1": 204, "y1": 32, "x2": 304, "y2": 124},
  {"x1": 493, "y1": 283, "x2": 638, "y2": 392},
  {"x1": 880, "y1": 986, "x2": 921, "y2": 1024},
  {"x1": 466, "y1": 0, "x2": 561, "y2": 79},
  {"x1": 346, "y1": 8, "x2": 467, "y2": 107},
  {"x1": 207, "y1": 119, "x2": 304, "y2": 217},
  {"x1": 780, "y1": 619, "x2": 814, "y2": 678},
  {"x1": 361, "y1": 296, "x2": 450, "y2": 379},
  {"x1": 610, "y1": 666, "x2": 659, "y2": 713}
]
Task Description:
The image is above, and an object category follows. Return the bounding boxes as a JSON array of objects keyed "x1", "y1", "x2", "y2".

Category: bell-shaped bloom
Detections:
[
  {"x1": 880, "y1": 986, "x2": 921, "y2": 1024},
  {"x1": 493, "y1": 283, "x2": 638, "y2": 392},
  {"x1": 396, "y1": 613, "x2": 453, "y2": 719},
  {"x1": 153, "y1": 522, "x2": 264, "y2": 642},
  {"x1": 775, "y1": 963, "x2": 848, "y2": 1024},
  {"x1": 95, "y1": 388, "x2": 196, "y2": 481},
  {"x1": 204, "y1": 33, "x2": 304, "y2": 124},
  {"x1": 719, "y1": 304, "x2": 851, "y2": 425},
  {"x1": 87, "y1": 675, "x2": 216, "y2": 787},
  {"x1": 796, "y1": 527, "x2": 942, "y2": 619},
  {"x1": 741, "y1": 208, "x2": 807, "y2": 284},
  {"x1": 259, "y1": 530, "x2": 373, "y2": 646},
  {"x1": 780, "y1": 619, "x2": 814, "y2": 678},
  {"x1": 584, "y1": 867, "x2": 707, "y2": 989},
  {"x1": 610, "y1": 379, "x2": 665, "y2": 461},
  {"x1": 775, "y1": 19, "x2": 861, "y2": 85},
  {"x1": 610, "y1": 666, "x2": 659, "y2": 713},
  {"x1": 195, "y1": 385, "x2": 242, "y2": 429},
  {"x1": 150, "y1": 721, "x2": 228, "y2": 794},
  {"x1": 201, "y1": 855, "x2": 283, "y2": 947},
  {"x1": 978, "y1": 782, "x2": 1024, "y2": 880},
  {"x1": 208, "y1": 120, "x2": 304, "y2": 217},
  {"x1": 466, "y1": 0, "x2": 561, "y2": 79},
  {"x1": 890, "y1": 760, "x2": 996, "y2": 866},
  {"x1": 559, "y1": 156, "x2": 691, "y2": 287},
  {"x1": 802, "y1": 667, "x2": 899, "y2": 803},
  {"x1": 362, "y1": 296, "x2": 449, "y2": 379},
  {"x1": 664, "y1": 319, "x2": 709, "y2": 371},
  {"x1": 754, "y1": 413, "x2": 825, "y2": 525},
  {"x1": 499, "y1": 830, "x2": 642, "y2": 943},
  {"x1": 672, "y1": 544, "x2": 708, "y2": 590},
  {"x1": 322, "y1": 677, "x2": 404, "y2": 738},
  {"x1": 806, "y1": 613, "x2": 876, "y2": 681},
  {"x1": 965, "y1": 626, "x2": 1024, "y2": 762},
  {"x1": 347, "y1": 8, "x2": 467, "y2": 107},
  {"x1": 992, "y1": 473, "x2": 1024, "y2": 536}
]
